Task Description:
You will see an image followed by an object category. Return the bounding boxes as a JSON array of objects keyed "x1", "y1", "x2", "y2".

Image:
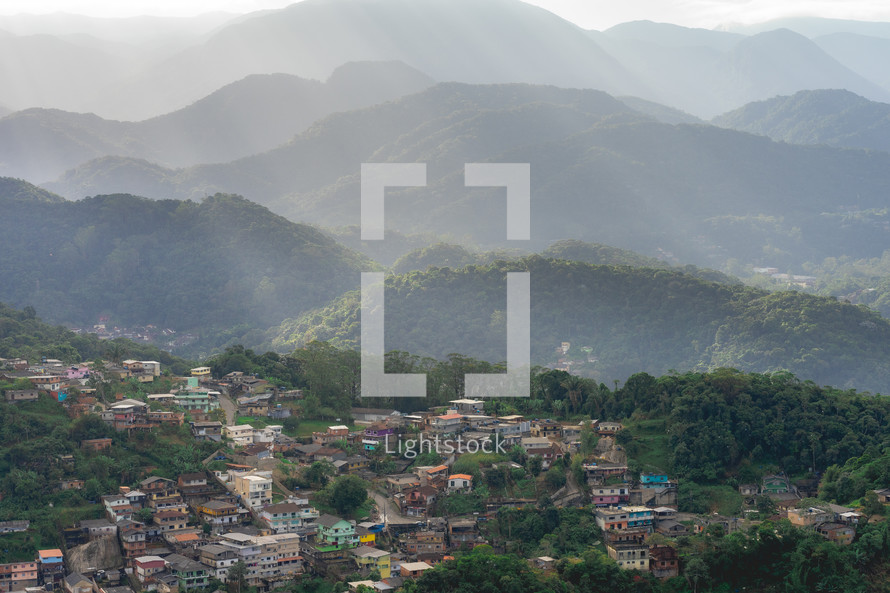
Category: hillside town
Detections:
[{"x1": 0, "y1": 355, "x2": 882, "y2": 593}]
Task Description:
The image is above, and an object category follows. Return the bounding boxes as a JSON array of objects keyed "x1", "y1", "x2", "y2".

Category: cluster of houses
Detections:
[
  {"x1": 0, "y1": 358, "x2": 163, "y2": 405},
  {"x1": 7, "y1": 359, "x2": 890, "y2": 591}
]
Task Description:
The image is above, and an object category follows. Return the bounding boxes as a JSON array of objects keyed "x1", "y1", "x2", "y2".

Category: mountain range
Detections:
[
  {"x1": 4, "y1": 2, "x2": 890, "y2": 120},
  {"x1": 41, "y1": 83, "x2": 890, "y2": 272},
  {"x1": 0, "y1": 61, "x2": 433, "y2": 183}
]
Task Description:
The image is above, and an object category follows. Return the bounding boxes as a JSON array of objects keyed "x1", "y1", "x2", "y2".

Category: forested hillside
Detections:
[
  {"x1": 713, "y1": 89, "x2": 890, "y2": 152},
  {"x1": 268, "y1": 257, "x2": 890, "y2": 392},
  {"x1": 0, "y1": 302, "x2": 190, "y2": 372},
  {"x1": 0, "y1": 180, "x2": 371, "y2": 350}
]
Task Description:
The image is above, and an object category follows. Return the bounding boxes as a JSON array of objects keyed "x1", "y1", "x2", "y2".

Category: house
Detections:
[
  {"x1": 0, "y1": 561, "x2": 38, "y2": 591},
  {"x1": 594, "y1": 507, "x2": 654, "y2": 532},
  {"x1": 197, "y1": 501, "x2": 243, "y2": 532},
  {"x1": 640, "y1": 473, "x2": 670, "y2": 489},
  {"x1": 528, "y1": 556, "x2": 556, "y2": 571},
  {"x1": 312, "y1": 425, "x2": 350, "y2": 445},
  {"x1": 400, "y1": 562, "x2": 433, "y2": 579},
  {"x1": 430, "y1": 414, "x2": 463, "y2": 434},
  {"x1": 385, "y1": 475, "x2": 421, "y2": 494},
  {"x1": 334, "y1": 455, "x2": 368, "y2": 474},
  {"x1": 80, "y1": 518, "x2": 118, "y2": 540},
  {"x1": 117, "y1": 520, "x2": 147, "y2": 559},
  {"x1": 596, "y1": 421, "x2": 623, "y2": 436},
  {"x1": 649, "y1": 545, "x2": 679, "y2": 578},
  {"x1": 178, "y1": 472, "x2": 208, "y2": 489},
  {"x1": 190, "y1": 367, "x2": 212, "y2": 379},
  {"x1": 0, "y1": 521, "x2": 29, "y2": 534},
  {"x1": 655, "y1": 520, "x2": 688, "y2": 537},
  {"x1": 224, "y1": 425, "x2": 255, "y2": 446},
  {"x1": 4, "y1": 389, "x2": 39, "y2": 403},
  {"x1": 400, "y1": 487, "x2": 438, "y2": 517},
  {"x1": 739, "y1": 484, "x2": 758, "y2": 497},
  {"x1": 63, "y1": 573, "x2": 93, "y2": 593},
  {"x1": 447, "y1": 474, "x2": 473, "y2": 492},
  {"x1": 351, "y1": 546, "x2": 392, "y2": 579},
  {"x1": 447, "y1": 517, "x2": 482, "y2": 550},
  {"x1": 448, "y1": 399, "x2": 485, "y2": 414},
  {"x1": 787, "y1": 507, "x2": 834, "y2": 529},
  {"x1": 591, "y1": 484, "x2": 630, "y2": 506},
  {"x1": 241, "y1": 443, "x2": 274, "y2": 462},
  {"x1": 154, "y1": 510, "x2": 188, "y2": 532},
  {"x1": 260, "y1": 502, "x2": 319, "y2": 535},
  {"x1": 399, "y1": 530, "x2": 446, "y2": 561},
  {"x1": 37, "y1": 548, "x2": 65, "y2": 585},
  {"x1": 165, "y1": 553, "x2": 210, "y2": 591},
  {"x1": 530, "y1": 419, "x2": 562, "y2": 439},
  {"x1": 762, "y1": 474, "x2": 790, "y2": 494},
  {"x1": 605, "y1": 532, "x2": 649, "y2": 572},
  {"x1": 816, "y1": 522, "x2": 855, "y2": 546},
  {"x1": 197, "y1": 544, "x2": 239, "y2": 581},
  {"x1": 873, "y1": 488, "x2": 890, "y2": 504},
  {"x1": 232, "y1": 470, "x2": 273, "y2": 508},
  {"x1": 520, "y1": 436, "x2": 551, "y2": 451},
  {"x1": 189, "y1": 421, "x2": 223, "y2": 443},
  {"x1": 134, "y1": 556, "x2": 167, "y2": 583},
  {"x1": 313, "y1": 447, "x2": 348, "y2": 463},
  {"x1": 363, "y1": 424, "x2": 396, "y2": 447},
  {"x1": 351, "y1": 408, "x2": 400, "y2": 424},
  {"x1": 140, "y1": 476, "x2": 180, "y2": 508},
  {"x1": 584, "y1": 462, "x2": 629, "y2": 486},
  {"x1": 316, "y1": 514, "x2": 360, "y2": 547},
  {"x1": 174, "y1": 390, "x2": 220, "y2": 413}
]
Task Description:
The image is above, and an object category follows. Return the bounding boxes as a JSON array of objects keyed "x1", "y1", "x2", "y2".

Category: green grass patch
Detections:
[
  {"x1": 624, "y1": 418, "x2": 671, "y2": 472},
  {"x1": 235, "y1": 415, "x2": 270, "y2": 429}
]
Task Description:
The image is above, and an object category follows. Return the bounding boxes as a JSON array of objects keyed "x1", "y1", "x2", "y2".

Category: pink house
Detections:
[
  {"x1": 591, "y1": 485, "x2": 630, "y2": 506},
  {"x1": 66, "y1": 366, "x2": 91, "y2": 380}
]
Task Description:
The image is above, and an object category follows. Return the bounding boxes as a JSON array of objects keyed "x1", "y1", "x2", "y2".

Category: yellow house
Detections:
[
  {"x1": 190, "y1": 366, "x2": 212, "y2": 379},
  {"x1": 351, "y1": 546, "x2": 390, "y2": 578},
  {"x1": 356, "y1": 525, "x2": 376, "y2": 545}
]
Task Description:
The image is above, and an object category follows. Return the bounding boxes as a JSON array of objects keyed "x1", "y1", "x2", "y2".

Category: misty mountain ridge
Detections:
[
  {"x1": 41, "y1": 82, "x2": 890, "y2": 272},
  {"x1": 596, "y1": 25, "x2": 890, "y2": 117},
  {"x1": 5, "y1": 2, "x2": 890, "y2": 120},
  {"x1": 713, "y1": 89, "x2": 890, "y2": 152},
  {"x1": 0, "y1": 61, "x2": 433, "y2": 182}
]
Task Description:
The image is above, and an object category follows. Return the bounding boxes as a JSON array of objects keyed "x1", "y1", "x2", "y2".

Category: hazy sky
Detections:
[{"x1": 1, "y1": 0, "x2": 890, "y2": 30}]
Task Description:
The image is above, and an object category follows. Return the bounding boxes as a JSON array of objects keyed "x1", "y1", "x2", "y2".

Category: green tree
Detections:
[
  {"x1": 861, "y1": 490, "x2": 884, "y2": 522},
  {"x1": 226, "y1": 560, "x2": 249, "y2": 593},
  {"x1": 329, "y1": 475, "x2": 368, "y2": 516}
]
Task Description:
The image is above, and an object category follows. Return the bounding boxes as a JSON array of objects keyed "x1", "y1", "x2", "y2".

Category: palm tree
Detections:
[
  {"x1": 560, "y1": 375, "x2": 586, "y2": 415},
  {"x1": 104, "y1": 340, "x2": 128, "y2": 365}
]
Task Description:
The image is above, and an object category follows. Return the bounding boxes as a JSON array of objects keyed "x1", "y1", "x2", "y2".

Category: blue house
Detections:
[{"x1": 641, "y1": 473, "x2": 670, "y2": 488}]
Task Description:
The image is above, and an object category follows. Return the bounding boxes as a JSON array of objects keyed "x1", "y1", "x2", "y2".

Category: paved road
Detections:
[
  {"x1": 370, "y1": 489, "x2": 416, "y2": 525},
  {"x1": 218, "y1": 391, "x2": 236, "y2": 425}
]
